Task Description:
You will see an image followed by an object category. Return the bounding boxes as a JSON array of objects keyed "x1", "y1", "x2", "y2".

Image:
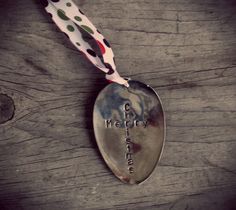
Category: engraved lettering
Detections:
[
  {"x1": 104, "y1": 102, "x2": 149, "y2": 174},
  {"x1": 124, "y1": 112, "x2": 130, "y2": 119},
  {"x1": 127, "y1": 144, "x2": 131, "y2": 153},
  {"x1": 126, "y1": 137, "x2": 131, "y2": 144},
  {"x1": 114, "y1": 121, "x2": 121, "y2": 128},
  {"x1": 126, "y1": 128, "x2": 130, "y2": 137},
  {"x1": 127, "y1": 159, "x2": 134, "y2": 166},
  {"x1": 129, "y1": 167, "x2": 134, "y2": 174},
  {"x1": 126, "y1": 153, "x2": 132, "y2": 160},
  {"x1": 105, "y1": 119, "x2": 112, "y2": 128},
  {"x1": 124, "y1": 103, "x2": 134, "y2": 174},
  {"x1": 125, "y1": 103, "x2": 130, "y2": 112},
  {"x1": 125, "y1": 120, "x2": 133, "y2": 128},
  {"x1": 143, "y1": 121, "x2": 148, "y2": 128},
  {"x1": 104, "y1": 119, "x2": 148, "y2": 128}
]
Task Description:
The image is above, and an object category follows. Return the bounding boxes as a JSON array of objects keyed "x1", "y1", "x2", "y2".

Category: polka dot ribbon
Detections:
[{"x1": 42, "y1": 0, "x2": 129, "y2": 87}]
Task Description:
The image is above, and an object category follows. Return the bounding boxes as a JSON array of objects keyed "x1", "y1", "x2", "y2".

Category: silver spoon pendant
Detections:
[{"x1": 93, "y1": 80, "x2": 165, "y2": 184}]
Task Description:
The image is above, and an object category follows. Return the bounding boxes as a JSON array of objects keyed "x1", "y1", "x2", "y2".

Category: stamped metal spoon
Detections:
[{"x1": 94, "y1": 80, "x2": 165, "y2": 184}]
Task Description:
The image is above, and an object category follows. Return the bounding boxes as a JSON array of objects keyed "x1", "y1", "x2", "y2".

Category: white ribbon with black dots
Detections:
[{"x1": 42, "y1": 0, "x2": 129, "y2": 87}]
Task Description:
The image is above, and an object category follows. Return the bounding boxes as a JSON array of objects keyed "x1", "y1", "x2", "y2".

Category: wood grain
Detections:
[{"x1": 0, "y1": 0, "x2": 236, "y2": 209}]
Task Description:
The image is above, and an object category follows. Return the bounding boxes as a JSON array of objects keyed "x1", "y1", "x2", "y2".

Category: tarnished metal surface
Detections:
[{"x1": 93, "y1": 80, "x2": 165, "y2": 184}]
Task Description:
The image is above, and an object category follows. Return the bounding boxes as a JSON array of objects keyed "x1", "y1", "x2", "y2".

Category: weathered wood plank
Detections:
[{"x1": 0, "y1": 0, "x2": 236, "y2": 209}]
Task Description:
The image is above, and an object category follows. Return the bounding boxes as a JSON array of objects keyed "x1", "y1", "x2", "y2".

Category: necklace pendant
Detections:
[{"x1": 93, "y1": 80, "x2": 165, "y2": 184}]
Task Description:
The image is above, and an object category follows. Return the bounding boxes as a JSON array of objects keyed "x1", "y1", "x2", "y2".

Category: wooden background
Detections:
[{"x1": 0, "y1": 0, "x2": 236, "y2": 209}]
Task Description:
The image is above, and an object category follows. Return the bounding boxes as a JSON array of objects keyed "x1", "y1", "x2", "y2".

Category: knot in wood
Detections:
[{"x1": 0, "y1": 94, "x2": 15, "y2": 124}]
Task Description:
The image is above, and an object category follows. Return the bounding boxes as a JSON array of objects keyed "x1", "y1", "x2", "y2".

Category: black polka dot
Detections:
[
  {"x1": 107, "y1": 68, "x2": 114, "y2": 75},
  {"x1": 51, "y1": 0, "x2": 60, "y2": 2},
  {"x1": 40, "y1": 0, "x2": 48, "y2": 7},
  {"x1": 87, "y1": 49, "x2": 97, "y2": 57},
  {"x1": 104, "y1": 63, "x2": 115, "y2": 75},
  {"x1": 97, "y1": 29, "x2": 101, "y2": 34},
  {"x1": 103, "y1": 39, "x2": 111, "y2": 48}
]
